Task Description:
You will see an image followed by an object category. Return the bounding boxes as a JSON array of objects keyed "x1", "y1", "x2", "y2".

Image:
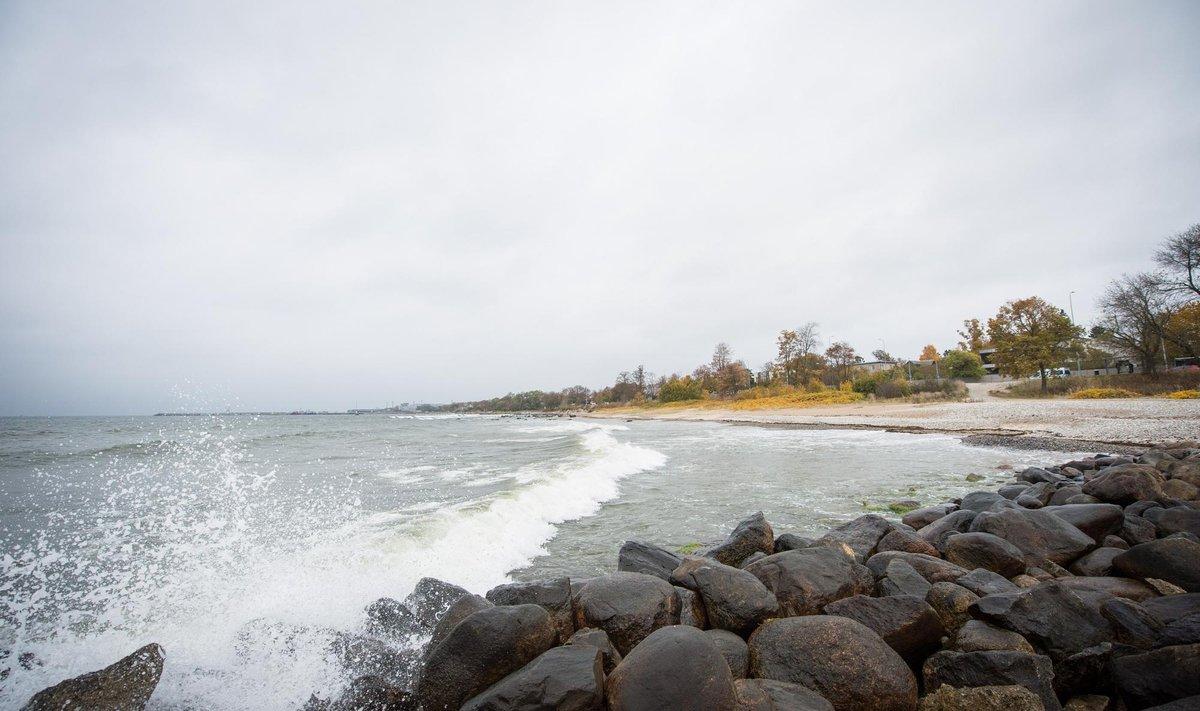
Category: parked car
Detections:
[{"x1": 1028, "y1": 368, "x2": 1071, "y2": 379}]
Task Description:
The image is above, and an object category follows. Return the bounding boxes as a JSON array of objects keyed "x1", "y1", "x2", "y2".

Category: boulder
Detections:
[
  {"x1": 969, "y1": 582, "x2": 1112, "y2": 660},
  {"x1": 969, "y1": 508, "x2": 1096, "y2": 566},
  {"x1": 406, "y1": 577, "x2": 471, "y2": 629},
  {"x1": 1066, "y1": 495, "x2": 1103, "y2": 505},
  {"x1": 774, "y1": 533, "x2": 814, "y2": 552},
  {"x1": 1103, "y1": 535, "x2": 1130, "y2": 550},
  {"x1": 1101, "y1": 597, "x2": 1164, "y2": 649},
  {"x1": 865, "y1": 552, "x2": 969, "y2": 584},
  {"x1": 952, "y1": 620, "x2": 1034, "y2": 654},
  {"x1": 670, "y1": 557, "x2": 778, "y2": 635},
  {"x1": 1062, "y1": 695, "x2": 1112, "y2": 711},
  {"x1": 674, "y1": 585, "x2": 708, "y2": 629},
  {"x1": 921, "y1": 650, "x2": 1060, "y2": 711},
  {"x1": 618, "y1": 541, "x2": 684, "y2": 581},
  {"x1": 565, "y1": 627, "x2": 622, "y2": 674},
  {"x1": 416, "y1": 604, "x2": 557, "y2": 711},
  {"x1": 1143, "y1": 593, "x2": 1200, "y2": 624},
  {"x1": 1112, "y1": 643, "x2": 1200, "y2": 710},
  {"x1": 733, "y1": 679, "x2": 834, "y2": 711},
  {"x1": 605, "y1": 625, "x2": 737, "y2": 711},
  {"x1": 902, "y1": 504, "x2": 956, "y2": 530},
  {"x1": 878, "y1": 559, "x2": 932, "y2": 598},
  {"x1": 1054, "y1": 576, "x2": 1160, "y2": 603},
  {"x1": 487, "y1": 577, "x2": 574, "y2": 644},
  {"x1": 815, "y1": 515, "x2": 895, "y2": 560},
  {"x1": 1020, "y1": 467, "x2": 1065, "y2": 484},
  {"x1": 1149, "y1": 507, "x2": 1200, "y2": 538},
  {"x1": 1050, "y1": 486, "x2": 1085, "y2": 506},
  {"x1": 706, "y1": 512, "x2": 775, "y2": 567},
  {"x1": 1113, "y1": 538, "x2": 1200, "y2": 592},
  {"x1": 1082, "y1": 465, "x2": 1165, "y2": 505},
  {"x1": 331, "y1": 632, "x2": 419, "y2": 689},
  {"x1": 918, "y1": 511, "x2": 977, "y2": 550},
  {"x1": 926, "y1": 582, "x2": 980, "y2": 634},
  {"x1": 956, "y1": 569, "x2": 1020, "y2": 597},
  {"x1": 961, "y1": 492, "x2": 1007, "y2": 512},
  {"x1": 744, "y1": 548, "x2": 873, "y2": 617},
  {"x1": 917, "y1": 684, "x2": 1043, "y2": 711},
  {"x1": 1070, "y1": 548, "x2": 1123, "y2": 577},
  {"x1": 324, "y1": 675, "x2": 413, "y2": 711},
  {"x1": 822, "y1": 594, "x2": 944, "y2": 664},
  {"x1": 21, "y1": 643, "x2": 164, "y2": 711},
  {"x1": 1138, "y1": 698, "x2": 1200, "y2": 711},
  {"x1": 364, "y1": 597, "x2": 423, "y2": 642},
  {"x1": 1159, "y1": 613, "x2": 1200, "y2": 646},
  {"x1": 704, "y1": 628, "x2": 749, "y2": 678},
  {"x1": 1161, "y1": 479, "x2": 1200, "y2": 501},
  {"x1": 1042, "y1": 504, "x2": 1125, "y2": 542},
  {"x1": 427, "y1": 594, "x2": 493, "y2": 651},
  {"x1": 1121, "y1": 515, "x2": 1159, "y2": 546},
  {"x1": 944, "y1": 533, "x2": 1026, "y2": 578},
  {"x1": 573, "y1": 573, "x2": 681, "y2": 655},
  {"x1": 460, "y1": 645, "x2": 605, "y2": 711},
  {"x1": 748, "y1": 616, "x2": 917, "y2": 711},
  {"x1": 876, "y1": 529, "x2": 940, "y2": 557}
]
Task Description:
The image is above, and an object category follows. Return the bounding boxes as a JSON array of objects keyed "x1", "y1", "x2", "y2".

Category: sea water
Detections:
[{"x1": 0, "y1": 414, "x2": 1081, "y2": 709}]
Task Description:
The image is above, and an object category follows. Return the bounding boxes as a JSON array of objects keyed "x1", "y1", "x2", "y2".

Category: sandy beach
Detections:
[{"x1": 589, "y1": 392, "x2": 1200, "y2": 447}]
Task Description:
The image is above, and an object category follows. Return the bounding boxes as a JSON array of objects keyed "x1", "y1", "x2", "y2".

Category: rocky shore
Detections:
[{"x1": 20, "y1": 444, "x2": 1200, "y2": 711}]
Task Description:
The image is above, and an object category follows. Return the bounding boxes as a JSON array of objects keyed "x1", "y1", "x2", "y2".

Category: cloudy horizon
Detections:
[{"x1": 2, "y1": 1, "x2": 1198, "y2": 415}]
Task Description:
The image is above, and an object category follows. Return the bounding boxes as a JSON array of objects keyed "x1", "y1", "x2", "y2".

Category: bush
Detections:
[
  {"x1": 1068, "y1": 388, "x2": 1139, "y2": 399},
  {"x1": 1165, "y1": 390, "x2": 1200, "y2": 399},
  {"x1": 852, "y1": 368, "x2": 905, "y2": 395},
  {"x1": 875, "y1": 379, "x2": 913, "y2": 398},
  {"x1": 941, "y1": 350, "x2": 986, "y2": 379},
  {"x1": 659, "y1": 376, "x2": 704, "y2": 403}
]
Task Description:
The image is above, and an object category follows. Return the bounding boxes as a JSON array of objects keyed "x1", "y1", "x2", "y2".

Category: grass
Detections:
[
  {"x1": 995, "y1": 372, "x2": 1200, "y2": 399},
  {"x1": 1166, "y1": 389, "x2": 1200, "y2": 399},
  {"x1": 600, "y1": 388, "x2": 864, "y2": 413},
  {"x1": 1068, "y1": 387, "x2": 1139, "y2": 399},
  {"x1": 677, "y1": 542, "x2": 704, "y2": 555}
]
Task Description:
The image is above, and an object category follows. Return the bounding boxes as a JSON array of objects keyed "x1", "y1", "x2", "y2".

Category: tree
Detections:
[
  {"x1": 957, "y1": 319, "x2": 987, "y2": 352},
  {"x1": 1155, "y1": 223, "x2": 1200, "y2": 298},
  {"x1": 987, "y1": 296, "x2": 1083, "y2": 392},
  {"x1": 659, "y1": 375, "x2": 703, "y2": 402},
  {"x1": 775, "y1": 330, "x2": 798, "y2": 385},
  {"x1": 919, "y1": 344, "x2": 941, "y2": 361},
  {"x1": 941, "y1": 350, "x2": 985, "y2": 379},
  {"x1": 871, "y1": 349, "x2": 894, "y2": 362},
  {"x1": 824, "y1": 341, "x2": 861, "y2": 382},
  {"x1": 1096, "y1": 274, "x2": 1172, "y2": 374},
  {"x1": 775, "y1": 322, "x2": 821, "y2": 386},
  {"x1": 711, "y1": 343, "x2": 733, "y2": 372}
]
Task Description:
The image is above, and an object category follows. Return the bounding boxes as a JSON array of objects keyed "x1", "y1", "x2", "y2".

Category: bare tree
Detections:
[
  {"x1": 1156, "y1": 223, "x2": 1200, "y2": 299},
  {"x1": 711, "y1": 342, "x2": 733, "y2": 372},
  {"x1": 1096, "y1": 274, "x2": 1170, "y2": 374}
]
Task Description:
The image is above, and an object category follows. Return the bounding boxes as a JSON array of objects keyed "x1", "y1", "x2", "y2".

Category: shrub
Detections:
[
  {"x1": 659, "y1": 376, "x2": 704, "y2": 403},
  {"x1": 1165, "y1": 390, "x2": 1200, "y2": 399},
  {"x1": 941, "y1": 350, "x2": 986, "y2": 379},
  {"x1": 875, "y1": 379, "x2": 913, "y2": 398},
  {"x1": 852, "y1": 368, "x2": 905, "y2": 395},
  {"x1": 1068, "y1": 388, "x2": 1139, "y2": 399}
]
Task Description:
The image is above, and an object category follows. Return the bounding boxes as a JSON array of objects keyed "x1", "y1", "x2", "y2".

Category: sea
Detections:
[{"x1": 0, "y1": 413, "x2": 1083, "y2": 709}]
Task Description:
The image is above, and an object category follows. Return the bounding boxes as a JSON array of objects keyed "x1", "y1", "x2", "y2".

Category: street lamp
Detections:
[{"x1": 1069, "y1": 290, "x2": 1081, "y2": 374}]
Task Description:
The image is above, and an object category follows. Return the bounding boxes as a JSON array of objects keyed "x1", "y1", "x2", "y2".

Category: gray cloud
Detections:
[{"x1": 2, "y1": 1, "x2": 1198, "y2": 414}]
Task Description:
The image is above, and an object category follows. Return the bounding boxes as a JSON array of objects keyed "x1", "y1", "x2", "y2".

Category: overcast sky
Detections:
[{"x1": 2, "y1": 1, "x2": 1198, "y2": 415}]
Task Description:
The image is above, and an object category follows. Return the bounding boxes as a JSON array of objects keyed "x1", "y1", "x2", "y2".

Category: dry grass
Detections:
[
  {"x1": 1068, "y1": 387, "x2": 1139, "y2": 399},
  {"x1": 997, "y1": 372, "x2": 1200, "y2": 399},
  {"x1": 1165, "y1": 389, "x2": 1200, "y2": 399},
  {"x1": 599, "y1": 389, "x2": 864, "y2": 413}
]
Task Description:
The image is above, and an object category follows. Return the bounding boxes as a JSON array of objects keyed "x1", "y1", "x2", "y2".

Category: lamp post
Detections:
[{"x1": 1069, "y1": 290, "x2": 1081, "y2": 375}]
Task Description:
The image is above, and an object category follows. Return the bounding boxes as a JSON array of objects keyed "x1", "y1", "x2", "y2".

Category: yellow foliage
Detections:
[
  {"x1": 1068, "y1": 388, "x2": 1139, "y2": 399},
  {"x1": 1165, "y1": 390, "x2": 1200, "y2": 399},
  {"x1": 726, "y1": 390, "x2": 864, "y2": 410}
]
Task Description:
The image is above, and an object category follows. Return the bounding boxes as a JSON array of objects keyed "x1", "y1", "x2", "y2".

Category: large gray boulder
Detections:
[
  {"x1": 706, "y1": 512, "x2": 775, "y2": 567},
  {"x1": 572, "y1": 573, "x2": 681, "y2": 656},
  {"x1": 364, "y1": 597, "x2": 423, "y2": 642},
  {"x1": 902, "y1": 504, "x2": 956, "y2": 530},
  {"x1": 952, "y1": 619, "x2": 1035, "y2": 654},
  {"x1": 670, "y1": 557, "x2": 778, "y2": 635},
  {"x1": 921, "y1": 650, "x2": 1060, "y2": 711},
  {"x1": 878, "y1": 559, "x2": 932, "y2": 598},
  {"x1": 460, "y1": 645, "x2": 605, "y2": 711},
  {"x1": 416, "y1": 604, "x2": 557, "y2": 711},
  {"x1": 865, "y1": 552, "x2": 969, "y2": 584},
  {"x1": 1082, "y1": 464, "x2": 1165, "y2": 505},
  {"x1": 618, "y1": 541, "x2": 684, "y2": 581},
  {"x1": 1041, "y1": 504, "x2": 1125, "y2": 542},
  {"x1": 704, "y1": 628, "x2": 749, "y2": 678},
  {"x1": 968, "y1": 581, "x2": 1112, "y2": 660},
  {"x1": 734, "y1": 679, "x2": 834, "y2": 711},
  {"x1": 822, "y1": 594, "x2": 944, "y2": 664},
  {"x1": 1113, "y1": 538, "x2": 1200, "y2": 592},
  {"x1": 916, "y1": 684, "x2": 1043, "y2": 711},
  {"x1": 486, "y1": 577, "x2": 574, "y2": 644},
  {"x1": 1146, "y1": 507, "x2": 1200, "y2": 538},
  {"x1": 565, "y1": 627, "x2": 622, "y2": 674},
  {"x1": 605, "y1": 625, "x2": 737, "y2": 711},
  {"x1": 748, "y1": 616, "x2": 917, "y2": 711},
  {"x1": 925, "y1": 582, "x2": 980, "y2": 634},
  {"x1": 918, "y1": 511, "x2": 977, "y2": 551},
  {"x1": 1112, "y1": 643, "x2": 1200, "y2": 709},
  {"x1": 968, "y1": 508, "x2": 1096, "y2": 566},
  {"x1": 744, "y1": 548, "x2": 873, "y2": 616},
  {"x1": 405, "y1": 577, "x2": 472, "y2": 629},
  {"x1": 943, "y1": 533, "x2": 1027, "y2": 578},
  {"x1": 427, "y1": 593, "x2": 492, "y2": 651},
  {"x1": 815, "y1": 514, "x2": 895, "y2": 560},
  {"x1": 21, "y1": 643, "x2": 164, "y2": 711}
]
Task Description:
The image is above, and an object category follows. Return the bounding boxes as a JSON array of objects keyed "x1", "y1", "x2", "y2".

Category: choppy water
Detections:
[{"x1": 0, "y1": 414, "x2": 1080, "y2": 709}]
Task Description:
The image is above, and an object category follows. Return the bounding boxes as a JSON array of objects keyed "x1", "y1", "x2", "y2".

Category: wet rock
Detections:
[
  {"x1": 460, "y1": 645, "x2": 605, "y2": 711},
  {"x1": 944, "y1": 533, "x2": 1026, "y2": 578},
  {"x1": 1161, "y1": 479, "x2": 1200, "y2": 501},
  {"x1": 745, "y1": 548, "x2": 873, "y2": 617},
  {"x1": 1149, "y1": 507, "x2": 1200, "y2": 538},
  {"x1": 605, "y1": 625, "x2": 737, "y2": 711},
  {"x1": 1112, "y1": 643, "x2": 1200, "y2": 709},
  {"x1": 969, "y1": 508, "x2": 1096, "y2": 566},
  {"x1": 417, "y1": 604, "x2": 557, "y2": 711},
  {"x1": 879, "y1": 559, "x2": 932, "y2": 598},
  {"x1": 926, "y1": 582, "x2": 980, "y2": 634},
  {"x1": 21, "y1": 643, "x2": 164, "y2": 711},
  {"x1": 748, "y1": 616, "x2": 917, "y2": 711},
  {"x1": 822, "y1": 594, "x2": 944, "y2": 664},
  {"x1": 573, "y1": 573, "x2": 681, "y2": 655},
  {"x1": 1159, "y1": 612, "x2": 1200, "y2": 646},
  {"x1": 1103, "y1": 535, "x2": 1130, "y2": 550},
  {"x1": 670, "y1": 556, "x2": 778, "y2": 635},
  {"x1": 1070, "y1": 548, "x2": 1123, "y2": 577},
  {"x1": 674, "y1": 585, "x2": 708, "y2": 629},
  {"x1": 1082, "y1": 465, "x2": 1165, "y2": 506},
  {"x1": 961, "y1": 491, "x2": 1007, "y2": 512},
  {"x1": 704, "y1": 628, "x2": 749, "y2": 678},
  {"x1": 1042, "y1": 504, "x2": 1126, "y2": 542},
  {"x1": 406, "y1": 577, "x2": 472, "y2": 629},
  {"x1": 774, "y1": 533, "x2": 814, "y2": 552},
  {"x1": 1143, "y1": 593, "x2": 1200, "y2": 623},
  {"x1": 742, "y1": 551, "x2": 768, "y2": 567},
  {"x1": 706, "y1": 512, "x2": 775, "y2": 567},
  {"x1": 1121, "y1": 515, "x2": 1158, "y2": 546},
  {"x1": 427, "y1": 594, "x2": 493, "y2": 651},
  {"x1": 866, "y1": 552, "x2": 969, "y2": 584},
  {"x1": 917, "y1": 684, "x2": 1043, "y2": 711},
  {"x1": 876, "y1": 529, "x2": 940, "y2": 557},
  {"x1": 1066, "y1": 494, "x2": 1104, "y2": 505},
  {"x1": 733, "y1": 679, "x2": 834, "y2": 711},
  {"x1": 1138, "y1": 696, "x2": 1200, "y2": 711},
  {"x1": 1062, "y1": 695, "x2": 1112, "y2": 711},
  {"x1": 953, "y1": 620, "x2": 1035, "y2": 653},
  {"x1": 1055, "y1": 576, "x2": 1160, "y2": 603},
  {"x1": 956, "y1": 568, "x2": 1020, "y2": 597},
  {"x1": 618, "y1": 541, "x2": 684, "y2": 581},
  {"x1": 1020, "y1": 467, "x2": 1065, "y2": 484},
  {"x1": 918, "y1": 511, "x2": 978, "y2": 551},
  {"x1": 486, "y1": 577, "x2": 574, "y2": 644},
  {"x1": 902, "y1": 504, "x2": 956, "y2": 530},
  {"x1": 1113, "y1": 538, "x2": 1200, "y2": 592},
  {"x1": 815, "y1": 514, "x2": 895, "y2": 561},
  {"x1": 365, "y1": 598, "x2": 423, "y2": 642},
  {"x1": 1050, "y1": 486, "x2": 1085, "y2": 506},
  {"x1": 332, "y1": 632, "x2": 419, "y2": 689},
  {"x1": 1101, "y1": 597, "x2": 1164, "y2": 648},
  {"x1": 969, "y1": 581, "x2": 1112, "y2": 660},
  {"x1": 922, "y1": 650, "x2": 1060, "y2": 711},
  {"x1": 327, "y1": 675, "x2": 413, "y2": 711},
  {"x1": 565, "y1": 627, "x2": 622, "y2": 674}
]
